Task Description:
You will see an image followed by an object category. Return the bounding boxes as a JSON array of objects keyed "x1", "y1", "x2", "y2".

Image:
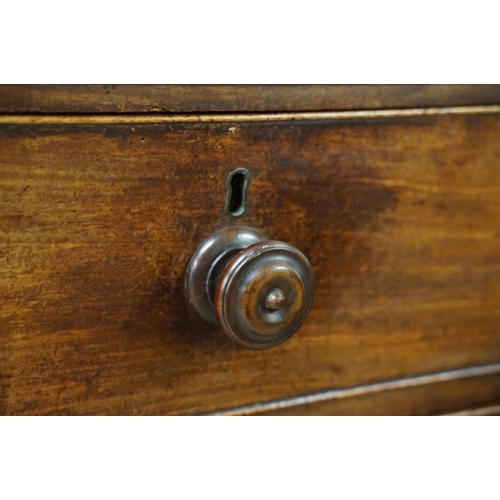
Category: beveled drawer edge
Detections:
[
  {"x1": 447, "y1": 404, "x2": 500, "y2": 416},
  {"x1": 1, "y1": 104, "x2": 500, "y2": 125},
  {"x1": 207, "y1": 363, "x2": 500, "y2": 416}
]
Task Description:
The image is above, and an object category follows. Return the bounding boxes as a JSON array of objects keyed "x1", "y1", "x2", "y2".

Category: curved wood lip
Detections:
[
  {"x1": 207, "y1": 363, "x2": 500, "y2": 416},
  {"x1": 0, "y1": 105, "x2": 499, "y2": 124}
]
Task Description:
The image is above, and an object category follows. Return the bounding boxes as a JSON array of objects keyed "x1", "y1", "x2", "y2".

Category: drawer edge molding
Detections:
[
  {"x1": 1, "y1": 104, "x2": 500, "y2": 125},
  {"x1": 447, "y1": 404, "x2": 500, "y2": 416},
  {"x1": 207, "y1": 363, "x2": 500, "y2": 416}
]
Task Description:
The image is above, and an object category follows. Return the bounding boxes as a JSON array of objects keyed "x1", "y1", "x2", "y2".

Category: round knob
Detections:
[
  {"x1": 185, "y1": 227, "x2": 314, "y2": 350},
  {"x1": 215, "y1": 241, "x2": 313, "y2": 349}
]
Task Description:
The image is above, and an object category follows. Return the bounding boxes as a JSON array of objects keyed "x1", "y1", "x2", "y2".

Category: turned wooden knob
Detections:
[{"x1": 185, "y1": 227, "x2": 314, "y2": 350}]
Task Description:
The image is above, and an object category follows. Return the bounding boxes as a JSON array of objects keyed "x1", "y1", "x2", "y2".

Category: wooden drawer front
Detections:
[
  {"x1": 1, "y1": 84, "x2": 500, "y2": 113},
  {"x1": 1, "y1": 113, "x2": 500, "y2": 415}
]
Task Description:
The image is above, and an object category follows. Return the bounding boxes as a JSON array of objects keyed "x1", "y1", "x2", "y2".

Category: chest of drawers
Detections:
[{"x1": 1, "y1": 85, "x2": 500, "y2": 415}]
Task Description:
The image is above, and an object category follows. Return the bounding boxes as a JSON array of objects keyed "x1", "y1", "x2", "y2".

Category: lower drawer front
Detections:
[{"x1": 1, "y1": 113, "x2": 500, "y2": 415}]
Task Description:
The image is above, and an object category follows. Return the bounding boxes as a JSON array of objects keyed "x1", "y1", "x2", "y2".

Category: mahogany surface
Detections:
[
  {"x1": 0, "y1": 84, "x2": 499, "y2": 113},
  {"x1": 1, "y1": 87, "x2": 500, "y2": 415}
]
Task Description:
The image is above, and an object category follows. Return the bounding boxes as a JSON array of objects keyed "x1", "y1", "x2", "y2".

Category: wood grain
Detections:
[
  {"x1": 213, "y1": 365, "x2": 500, "y2": 415},
  {"x1": 448, "y1": 404, "x2": 500, "y2": 416},
  {"x1": 1, "y1": 105, "x2": 499, "y2": 125},
  {"x1": 0, "y1": 85, "x2": 499, "y2": 114},
  {"x1": 1, "y1": 113, "x2": 500, "y2": 415}
]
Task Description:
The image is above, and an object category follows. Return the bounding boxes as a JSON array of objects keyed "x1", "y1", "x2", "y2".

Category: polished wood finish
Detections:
[
  {"x1": 1, "y1": 110, "x2": 500, "y2": 415},
  {"x1": 216, "y1": 365, "x2": 500, "y2": 415},
  {"x1": 0, "y1": 85, "x2": 499, "y2": 114},
  {"x1": 259, "y1": 372, "x2": 500, "y2": 416},
  {"x1": 448, "y1": 404, "x2": 500, "y2": 416}
]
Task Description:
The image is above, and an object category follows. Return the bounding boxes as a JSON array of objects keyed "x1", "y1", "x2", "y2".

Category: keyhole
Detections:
[{"x1": 225, "y1": 168, "x2": 251, "y2": 218}]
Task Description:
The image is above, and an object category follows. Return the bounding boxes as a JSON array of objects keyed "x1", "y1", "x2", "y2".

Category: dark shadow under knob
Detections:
[{"x1": 185, "y1": 227, "x2": 314, "y2": 350}]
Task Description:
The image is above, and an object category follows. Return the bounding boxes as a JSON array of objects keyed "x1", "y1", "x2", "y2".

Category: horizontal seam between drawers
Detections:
[
  {"x1": 1, "y1": 105, "x2": 500, "y2": 124},
  {"x1": 206, "y1": 362, "x2": 500, "y2": 415}
]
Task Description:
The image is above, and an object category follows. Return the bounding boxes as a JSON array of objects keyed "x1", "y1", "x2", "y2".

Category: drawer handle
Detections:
[{"x1": 185, "y1": 226, "x2": 314, "y2": 349}]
